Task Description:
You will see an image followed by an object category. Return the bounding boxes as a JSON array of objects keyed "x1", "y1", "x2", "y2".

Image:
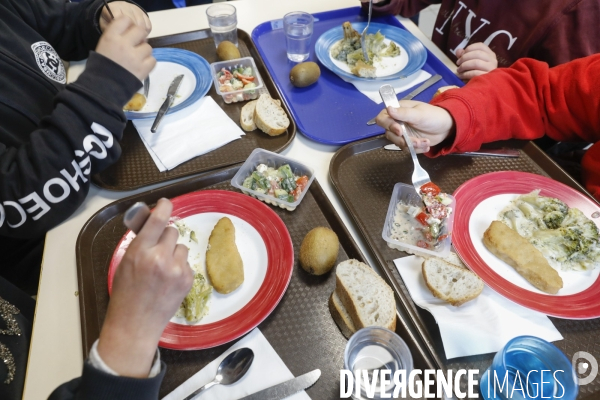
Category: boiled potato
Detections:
[
  {"x1": 123, "y1": 93, "x2": 146, "y2": 111},
  {"x1": 300, "y1": 227, "x2": 339, "y2": 275},
  {"x1": 206, "y1": 217, "x2": 244, "y2": 294},
  {"x1": 217, "y1": 41, "x2": 241, "y2": 61}
]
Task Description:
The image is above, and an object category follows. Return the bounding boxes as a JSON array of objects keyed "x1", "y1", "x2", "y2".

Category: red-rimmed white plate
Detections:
[
  {"x1": 453, "y1": 171, "x2": 600, "y2": 319},
  {"x1": 108, "y1": 190, "x2": 294, "y2": 349}
]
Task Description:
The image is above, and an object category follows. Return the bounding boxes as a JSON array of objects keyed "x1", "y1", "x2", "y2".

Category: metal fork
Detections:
[
  {"x1": 379, "y1": 84, "x2": 431, "y2": 192},
  {"x1": 361, "y1": 0, "x2": 373, "y2": 63}
]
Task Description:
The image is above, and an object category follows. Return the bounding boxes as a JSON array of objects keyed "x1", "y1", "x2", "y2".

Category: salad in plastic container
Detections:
[
  {"x1": 231, "y1": 148, "x2": 315, "y2": 211},
  {"x1": 382, "y1": 182, "x2": 455, "y2": 257},
  {"x1": 210, "y1": 57, "x2": 264, "y2": 104}
]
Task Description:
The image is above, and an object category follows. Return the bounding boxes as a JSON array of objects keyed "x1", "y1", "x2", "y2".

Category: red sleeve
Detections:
[
  {"x1": 527, "y1": 0, "x2": 600, "y2": 67},
  {"x1": 428, "y1": 55, "x2": 600, "y2": 156},
  {"x1": 360, "y1": 0, "x2": 439, "y2": 18}
]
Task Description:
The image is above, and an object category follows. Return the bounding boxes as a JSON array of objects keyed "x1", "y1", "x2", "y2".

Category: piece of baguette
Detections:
[
  {"x1": 335, "y1": 259, "x2": 396, "y2": 331},
  {"x1": 483, "y1": 220, "x2": 563, "y2": 294},
  {"x1": 329, "y1": 291, "x2": 356, "y2": 339},
  {"x1": 422, "y1": 257, "x2": 484, "y2": 306},
  {"x1": 351, "y1": 60, "x2": 377, "y2": 78},
  {"x1": 240, "y1": 100, "x2": 257, "y2": 131},
  {"x1": 254, "y1": 94, "x2": 289, "y2": 136}
]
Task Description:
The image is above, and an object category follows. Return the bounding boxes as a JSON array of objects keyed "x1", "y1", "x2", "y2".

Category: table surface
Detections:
[{"x1": 23, "y1": 1, "x2": 456, "y2": 398}]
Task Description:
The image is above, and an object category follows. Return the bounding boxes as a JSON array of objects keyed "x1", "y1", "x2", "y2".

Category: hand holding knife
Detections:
[{"x1": 151, "y1": 74, "x2": 185, "y2": 133}]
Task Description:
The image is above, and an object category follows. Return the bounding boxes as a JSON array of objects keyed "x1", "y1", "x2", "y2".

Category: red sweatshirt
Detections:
[
  {"x1": 429, "y1": 54, "x2": 600, "y2": 200},
  {"x1": 363, "y1": 0, "x2": 600, "y2": 67}
]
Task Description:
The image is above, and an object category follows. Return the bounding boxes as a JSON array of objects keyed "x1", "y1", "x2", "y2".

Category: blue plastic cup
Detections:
[{"x1": 480, "y1": 336, "x2": 578, "y2": 400}]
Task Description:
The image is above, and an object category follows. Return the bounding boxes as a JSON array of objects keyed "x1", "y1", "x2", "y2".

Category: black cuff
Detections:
[
  {"x1": 74, "y1": 51, "x2": 142, "y2": 108},
  {"x1": 79, "y1": 360, "x2": 166, "y2": 400}
]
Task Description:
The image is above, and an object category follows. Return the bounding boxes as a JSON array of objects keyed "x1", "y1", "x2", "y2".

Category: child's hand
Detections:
[
  {"x1": 376, "y1": 100, "x2": 456, "y2": 153},
  {"x1": 100, "y1": 1, "x2": 152, "y2": 34},
  {"x1": 97, "y1": 198, "x2": 193, "y2": 377},
  {"x1": 456, "y1": 43, "x2": 498, "y2": 81},
  {"x1": 96, "y1": 16, "x2": 156, "y2": 81}
]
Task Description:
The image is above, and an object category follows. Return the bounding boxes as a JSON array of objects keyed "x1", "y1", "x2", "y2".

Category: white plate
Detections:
[
  {"x1": 329, "y1": 38, "x2": 409, "y2": 78},
  {"x1": 470, "y1": 193, "x2": 600, "y2": 296},
  {"x1": 170, "y1": 212, "x2": 268, "y2": 325}
]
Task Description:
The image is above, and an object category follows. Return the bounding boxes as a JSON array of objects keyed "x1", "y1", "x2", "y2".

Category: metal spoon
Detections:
[
  {"x1": 361, "y1": 0, "x2": 373, "y2": 63},
  {"x1": 183, "y1": 348, "x2": 254, "y2": 400}
]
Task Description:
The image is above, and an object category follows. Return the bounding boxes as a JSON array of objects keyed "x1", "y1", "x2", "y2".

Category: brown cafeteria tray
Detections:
[
  {"x1": 76, "y1": 165, "x2": 435, "y2": 398},
  {"x1": 330, "y1": 136, "x2": 600, "y2": 398},
  {"x1": 92, "y1": 29, "x2": 295, "y2": 191}
]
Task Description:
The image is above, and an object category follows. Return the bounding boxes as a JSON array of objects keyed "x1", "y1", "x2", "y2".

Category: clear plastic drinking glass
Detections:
[
  {"x1": 343, "y1": 327, "x2": 413, "y2": 399},
  {"x1": 206, "y1": 3, "x2": 238, "y2": 48},
  {"x1": 283, "y1": 11, "x2": 314, "y2": 62},
  {"x1": 480, "y1": 336, "x2": 578, "y2": 400}
]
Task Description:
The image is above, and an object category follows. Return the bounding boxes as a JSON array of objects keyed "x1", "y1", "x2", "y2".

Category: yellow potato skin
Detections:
[{"x1": 206, "y1": 217, "x2": 244, "y2": 294}]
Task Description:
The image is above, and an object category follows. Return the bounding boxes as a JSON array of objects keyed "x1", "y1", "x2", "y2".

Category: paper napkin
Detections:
[
  {"x1": 133, "y1": 96, "x2": 245, "y2": 172},
  {"x1": 162, "y1": 328, "x2": 311, "y2": 400},
  {"x1": 339, "y1": 69, "x2": 432, "y2": 104},
  {"x1": 393, "y1": 256, "x2": 563, "y2": 360}
]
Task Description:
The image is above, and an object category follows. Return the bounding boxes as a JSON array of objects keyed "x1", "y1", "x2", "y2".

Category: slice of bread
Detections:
[
  {"x1": 329, "y1": 291, "x2": 356, "y2": 339},
  {"x1": 240, "y1": 100, "x2": 257, "y2": 131},
  {"x1": 438, "y1": 252, "x2": 466, "y2": 269},
  {"x1": 335, "y1": 259, "x2": 396, "y2": 331},
  {"x1": 422, "y1": 257, "x2": 484, "y2": 306},
  {"x1": 254, "y1": 94, "x2": 289, "y2": 136}
]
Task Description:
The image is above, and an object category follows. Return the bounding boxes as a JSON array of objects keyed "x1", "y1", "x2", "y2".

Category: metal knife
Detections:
[
  {"x1": 367, "y1": 74, "x2": 442, "y2": 125},
  {"x1": 236, "y1": 369, "x2": 321, "y2": 400},
  {"x1": 383, "y1": 143, "x2": 520, "y2": 158},
  {"x1": 150, "y1": 74, "x2": 184, "y2": 133}
]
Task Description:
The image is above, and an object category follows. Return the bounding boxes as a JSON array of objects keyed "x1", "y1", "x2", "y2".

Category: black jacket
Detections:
[
  {"x1": 48, "y1": 361, "x2": 167, "y2": 400},
  {"x1": 0, "y1": 0, "x2": 140, "y2": 240}
]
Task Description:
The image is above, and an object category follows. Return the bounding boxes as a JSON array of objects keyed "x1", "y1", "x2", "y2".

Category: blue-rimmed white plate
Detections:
[
  {"x1": 125, "y1": 48, "x2": 212, "y2": 119},
  {"x1": 315, "y1": 22, "x2": 427, "y2": 81}
]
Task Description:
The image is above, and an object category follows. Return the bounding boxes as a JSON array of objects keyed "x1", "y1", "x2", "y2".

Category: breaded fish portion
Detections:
[
  {"x1": 483, "y1": 221, "x2": 563, "y2": 294},
  {"x1": 206, "y1": 217, "x2": 244, "y2": 294}
]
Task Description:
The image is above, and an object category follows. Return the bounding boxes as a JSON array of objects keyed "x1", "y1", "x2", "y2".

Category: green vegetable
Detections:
[
  {"x1": 251, "y1": 171, "x2": 269, "y2": 190},
  {"x1": 274, "y1": 189, "x2": 288, "y2": 200},
  {"x1": 183, "y1": 273, "x2": 212, "y2": 322},
  {"x1": 278, "y1": 164, "x2": 295, "y2": 180},
  {"x1": 242, "y1": 176, "x2": 253, "y2": 189},
  {"x1": 430, "y1": 223, "x2": 441, "y2": 239},
  {"x1": 190, "y1": 231, "x2": 198, "y2": 244},
  {"x1": 380, "y1": 41, "x2": 401, "y2": 57}
]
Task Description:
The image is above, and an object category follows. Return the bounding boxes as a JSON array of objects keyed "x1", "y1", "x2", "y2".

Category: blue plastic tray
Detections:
[{"x1": 251, "y1": 7, "x2": 463, "y2": 145}]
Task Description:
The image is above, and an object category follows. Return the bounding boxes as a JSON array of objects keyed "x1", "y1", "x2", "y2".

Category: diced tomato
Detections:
[
  {"x1": 437, "y1": 234, "x2": 449, "y2": 241},
  {"x1": 296, "y1": 175, "x2": 308, "y2": 187},
  {"x1": 420, "y1": 182, "x2": 441, "y2": 196},
  {"x1": 417, "y1": 240, "x2": 429, "y2": 249},
  {"x1": 234, "y1": 73, "x2": 255, "y2": 81},
  {"x1": 415, "y1": 212, "x2": 429, "y2": 226}
]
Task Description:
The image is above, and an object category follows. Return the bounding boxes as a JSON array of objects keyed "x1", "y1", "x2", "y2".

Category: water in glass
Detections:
[{"x1": 285, "y1": 24, "x2": 312, "y2": 62}]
